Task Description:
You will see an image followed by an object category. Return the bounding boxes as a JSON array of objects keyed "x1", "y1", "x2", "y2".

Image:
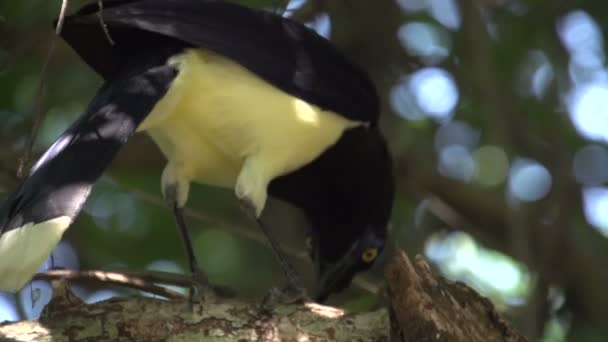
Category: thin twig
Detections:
[
  {"x1": 17, "y1": 41, "x2": 52, "y2": 178},
  {"x1": 102, "y1": 269, "x2": 199, "y2": 287},
  {"x1": 97, "y1": 0, "x2": 115, "y2": 45},
  {"x1": 17, "y1": 0, "x2": 70, "y2": 178},
  {"x1": 34, "y1": 269, "x2": 186, "y2": 300},
  {"x1": 55, "y1": 0, "x2": 70, "y2": 34}
]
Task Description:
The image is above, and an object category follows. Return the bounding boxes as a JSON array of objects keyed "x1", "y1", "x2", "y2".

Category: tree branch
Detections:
[
  {"x1": 1, "y1": 251, "x2": 526, "y2": 341},
  {"x1": 0, "y1": 280, "x2": 389, "y2": 341},
  {"x1": 33, "y1": 269, "x2": 187, "y2": 300},
  {"x1": 386, "y1": 252, "x2": 527, "y2": 342}
]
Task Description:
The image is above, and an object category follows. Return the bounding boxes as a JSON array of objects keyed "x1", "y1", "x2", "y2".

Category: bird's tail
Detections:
[{"x1": 0, "y1": 62, "x2": 178, "y2": 292}]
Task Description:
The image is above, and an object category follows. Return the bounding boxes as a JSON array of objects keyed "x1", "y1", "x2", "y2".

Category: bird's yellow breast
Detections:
[{"x1": 137, "y1": 48, "x2": 361, "y2": 195}]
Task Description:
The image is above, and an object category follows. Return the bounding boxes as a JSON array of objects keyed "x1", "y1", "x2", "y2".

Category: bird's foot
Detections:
[
  {"x1": 187, "y1": 268, "x2": 235, "y2": 305},
  {"x1": 187, "y1": 268, "x2": 211, "y2": 304},
  {"x1": 260, "y1": 284, "x2": 311, "y2": 312}
]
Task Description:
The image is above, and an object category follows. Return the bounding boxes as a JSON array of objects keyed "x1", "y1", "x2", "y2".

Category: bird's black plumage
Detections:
[
  {"x1": 269, "y1": 127, "x2": 393, "y2": 261},
  {"x1": 0, "y1": 50, "x2": 179, "y2": 234},
  {"x1": 60, "y1": 0, "x2": 380, "y2": 124}
]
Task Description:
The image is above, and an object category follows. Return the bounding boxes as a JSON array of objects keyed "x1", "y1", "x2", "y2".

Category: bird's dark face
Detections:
[{"x1": 307, "y1": 224, "x2": 387, "y2": 302}]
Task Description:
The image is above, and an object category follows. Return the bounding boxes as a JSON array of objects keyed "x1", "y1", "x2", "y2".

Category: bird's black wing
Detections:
[
  {"x1": 60, "y1": 0, "x2": 379, "y2": 124},
  {"x1": 0, "y1": 59, "x2": 178, "y2": 236}
]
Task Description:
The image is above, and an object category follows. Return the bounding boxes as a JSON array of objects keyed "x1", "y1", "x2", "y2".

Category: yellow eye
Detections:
[{"x1": 361, "y1": 248, "x2": 378, "y2": 263}]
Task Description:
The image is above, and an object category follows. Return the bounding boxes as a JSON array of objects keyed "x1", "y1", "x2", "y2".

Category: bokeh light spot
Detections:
[
  {"x1": 518, "y1": 50, "x2": 554, "y2": 99},
  {"x1": 49, "y1": 241, "x2": 80, "y2": 270},
  {"x1": 86, "y1": 289, "x2": 124, "y2": 304},
  {"x1": 434, "y1": 121, "x2": 479, "y2": 151},
  {"x1": 583, "y1": 187, "x2": 608, "y2": 236},
  {"x1": 573, "y1": 144, "x2": 608, "y2": 185},
  {"x1": 398, "y1": 22, "x2": 450, "y2": 63},
  {"x1": 18, "y1": 280, "x2": 53, "y2": 320},
  {"x1": 473, "y1": 145, "x2": 509, "y2": 187},
  {"x1": 425, "y1": 232, "x2": 528, "y2": 296},
  {"x1": 0, "y1": 293, "x2": 19, "y2": 322},
  {"x1": 567, "y1": 83, "x2": 608, "y2": 142},
  {"x1": 391, "y1": 78, "x2": 425, "y2": 121},
  {"x1": 558, "y1": 10, "x2": 604, "y2": 69},
  {"x1": 409, "y1": 68, "x2": 459, "y2": 120},
  {"x1": 439, "y1": 145, "x2": 475, "y2": 182},
  {"x1": 87, "y1": 190, "x2": 145, "y2": 237},
  {"x1": 508, "y1": 159, "x2": 552, "y2": 202},
  {"x1": 429, "y1": 0, "x2": 461, "y2": 30}
]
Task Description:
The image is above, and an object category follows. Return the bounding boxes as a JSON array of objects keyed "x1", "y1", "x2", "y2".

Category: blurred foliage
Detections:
[{"x1": 2, "y1": 0, "x2": 608, "y2": 341}]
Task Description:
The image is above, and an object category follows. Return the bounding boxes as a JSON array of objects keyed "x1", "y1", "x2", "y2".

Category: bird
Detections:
[{"x1": 0, "y1": 0, "x2": 393, "y2": 302}]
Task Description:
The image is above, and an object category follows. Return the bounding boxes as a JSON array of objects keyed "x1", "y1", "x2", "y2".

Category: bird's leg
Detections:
[
  {"x1": 164, "y1": 183, "x2": 209, "y2": 302},
  {"x1": 235, "y1": 157, "x2": 310, "y2": 305},
  {"x1": 161, "y1": 162, "x2": 231, "y2": 303},
  {"x1": 240, "y1": 201, "x2": 310, "y2": 308},
  {"x1": 255, "y1": 216, "x2": 308, "y2": 303}
]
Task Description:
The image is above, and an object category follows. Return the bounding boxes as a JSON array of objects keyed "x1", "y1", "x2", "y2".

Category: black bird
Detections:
[{"x1": 0, "y1": 0, "x2": 393, "y2": 302}]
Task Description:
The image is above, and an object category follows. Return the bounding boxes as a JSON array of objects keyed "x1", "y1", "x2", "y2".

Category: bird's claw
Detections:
[
  {"x1": 187, "y1": 268, "x2": 211, "y2": 304},
  {"x1": 259, "y1": 284, "x2": 311, "y2": 312}
]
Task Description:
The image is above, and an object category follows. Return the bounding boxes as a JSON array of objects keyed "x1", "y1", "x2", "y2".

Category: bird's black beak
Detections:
[{"x1": 314, "y1": 247, "x2": 358, "y2": 302}]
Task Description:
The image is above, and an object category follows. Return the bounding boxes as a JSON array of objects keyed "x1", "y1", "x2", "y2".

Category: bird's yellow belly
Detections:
[
  {"x1": 137, "y1": 48, "x2": 361, "y2": 195},
  {"x1": 145, "y1": 121, "x2": 241, "y2": 188}
]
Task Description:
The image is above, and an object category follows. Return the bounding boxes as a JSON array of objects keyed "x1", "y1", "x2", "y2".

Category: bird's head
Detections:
[
  {"x1": 308, "y1": 222, "x2": 387, "y2": 302},
  {"x1": 303, "y1": 126, "x2": 393, "y2": 302},
  {"x1": 268, "y1": 126, "x2": 393, "y2": 302}
]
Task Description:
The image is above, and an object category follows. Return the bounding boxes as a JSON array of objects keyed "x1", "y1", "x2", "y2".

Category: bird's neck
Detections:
[{"x1": 268, "y1": 126, "x2": 394, "y2": 231}]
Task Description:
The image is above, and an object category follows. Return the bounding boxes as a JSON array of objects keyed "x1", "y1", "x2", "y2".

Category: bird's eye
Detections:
[{"x1": 361, "y1": 248, "x2": 378, "y2": 263}]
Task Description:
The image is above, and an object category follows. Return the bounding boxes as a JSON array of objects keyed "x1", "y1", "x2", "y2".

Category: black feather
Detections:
[
  {"x1": 0, "y1": 52, "x2": 178, "y2": 235},
  {"x1": 59, "y1": 0, "x2": 379, "y2": 124}
]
